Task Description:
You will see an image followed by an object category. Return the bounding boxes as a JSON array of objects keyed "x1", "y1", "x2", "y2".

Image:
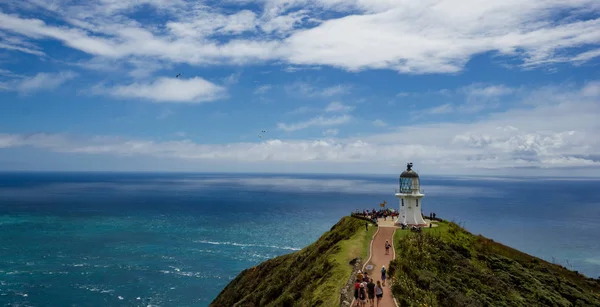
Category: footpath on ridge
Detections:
[
  {"x1": 354, "y1": 219, "x2": 398, "y2": 307},
  {"x1": 370, "y1": 224, "x2": 396, "y2": 307}
]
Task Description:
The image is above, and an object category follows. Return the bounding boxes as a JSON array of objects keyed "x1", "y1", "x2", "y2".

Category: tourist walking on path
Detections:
[
  {"x1": 354, "y1": 280, "x2": 360, "y2": 307},
  {"x1": 367, "y1": 225, "x2": 396, "y2": 306},
  {"x1": 359, "y1": 283, "x2": 367, "y2": 306},
  {"x1": 375, "y1": 280, "x2": 383, "y2": 307},
  {"x1": 384, "y1": 240, "x2": 390, "y2": 255},
  {"x1": 381, "y1": 266, "x2": 387, "y2": 286},
  {"x1": 367, "y1": 278, "x2": 376, "y2": 307}
]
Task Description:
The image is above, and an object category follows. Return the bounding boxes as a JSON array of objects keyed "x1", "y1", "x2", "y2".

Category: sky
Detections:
[{"x1": 0, "y1": 0, "x2": 599, "y2": 176}]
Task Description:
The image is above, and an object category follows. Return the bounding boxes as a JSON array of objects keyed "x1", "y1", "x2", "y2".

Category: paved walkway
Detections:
[
  {"x1": 366, "y1": 225, "x2": 396, "y2": 307},
  {"x1": 351, "y1": 217, "x2": 437, "y2": 307}
]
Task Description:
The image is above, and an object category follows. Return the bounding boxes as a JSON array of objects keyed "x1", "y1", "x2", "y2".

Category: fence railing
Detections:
[{"x1": 394, "y1": 188, "x2": 425, "y2": 194}]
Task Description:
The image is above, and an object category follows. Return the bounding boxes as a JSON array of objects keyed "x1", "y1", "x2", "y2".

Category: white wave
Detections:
[
  {"x1": 194, "y1": 239, "x2": 301, "y2": 251},
  {"x1": 584, "y1": 257, "x2": 600, "y2": 266},
  {"x1": 249, "y1": 252, "x2": 272, "y2": 260},
  {"x1": 77, "y1": 285, "x2": 114, "y2": 294},
  {"x1": 168, "y1": 266, "x2": 181, "y2": 272}
]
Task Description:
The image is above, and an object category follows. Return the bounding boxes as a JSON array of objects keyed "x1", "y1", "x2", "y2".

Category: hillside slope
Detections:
[
  {"x1": 389, "y1": 221, "x2": 600, "y2": 307},
  {"x1": 210, "y1": 216, "x2": 374, "y2": 307}
]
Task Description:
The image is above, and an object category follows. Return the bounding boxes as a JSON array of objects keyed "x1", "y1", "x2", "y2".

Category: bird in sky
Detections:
[
  {"x1": 258, "y1": 130, "x2": 267, "y2": 139},
  {"x1": 176, "y1": 73, "x2": 182, "y2": 78}
]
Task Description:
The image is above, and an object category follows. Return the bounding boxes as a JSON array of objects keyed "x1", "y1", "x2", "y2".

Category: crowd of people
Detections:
[
  {"x1": 354, "y1": 208, "x2": 440, "y2": 224},
  {"x1": 353, "y1": 208, "x2": 398, "y2": 221},
  {"x1": 353, "y1": 266, "x2": 386, "y2": 307}
]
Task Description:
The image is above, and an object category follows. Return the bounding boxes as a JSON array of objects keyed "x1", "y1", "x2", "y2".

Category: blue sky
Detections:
[{"x1": 0, "y1": 0, "x2": 599, "y2": 175}]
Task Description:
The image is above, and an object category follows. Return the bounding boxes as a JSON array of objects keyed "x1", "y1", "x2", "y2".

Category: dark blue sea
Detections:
[{"x1": 1, "y1": 172, "x2": 599, "y2": 306}]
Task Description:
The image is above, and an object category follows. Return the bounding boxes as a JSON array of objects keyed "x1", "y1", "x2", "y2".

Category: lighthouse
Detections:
[{"x1": 395, "y1": 162, "x2": 427, "y2": 226}]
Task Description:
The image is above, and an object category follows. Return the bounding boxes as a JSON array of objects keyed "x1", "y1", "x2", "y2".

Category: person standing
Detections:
[
  {"x1": 354, "y1": 280, "x2": 360, "y2": 307},
  {"x1": 365, "y1": 222, "x2": 368, "y2": 231},
  {"x1": 375, "y1": 280, "x2": 383, "y2": 306},
  {"x1": 359, "y1": 283, "x2": 367, "y2": 307},
  {"x1": 367, "y1": 278, "x2": 376, "y2": 307}
]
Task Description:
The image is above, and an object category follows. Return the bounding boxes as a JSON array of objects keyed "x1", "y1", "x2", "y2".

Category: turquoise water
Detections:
[{"x1": 1, "y1": 172, "x2": 599, "y2": 306}]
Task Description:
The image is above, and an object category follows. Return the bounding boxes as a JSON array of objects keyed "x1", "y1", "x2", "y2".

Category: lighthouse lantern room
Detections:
[{"x1": 395, "y1": 162, "x2": 427, "y2": 226}]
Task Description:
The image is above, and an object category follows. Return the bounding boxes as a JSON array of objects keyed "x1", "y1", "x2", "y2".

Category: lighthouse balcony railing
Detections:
[{"x1": 395, "y1": 188, "x2": 425, "y2": 194}]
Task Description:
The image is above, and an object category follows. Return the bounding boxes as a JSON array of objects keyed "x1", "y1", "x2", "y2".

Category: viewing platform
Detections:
[{"x1": 394, "y1": 188, "x2": 425, "y2": 194}]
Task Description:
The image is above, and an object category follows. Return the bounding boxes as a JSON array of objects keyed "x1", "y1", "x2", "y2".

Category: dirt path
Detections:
[
  {"x1": 352, "y1": 224, "x2": 397, "y2": 307},
  {"x1": 368, "y1": 226, "x2": 396, "y2": 307}
]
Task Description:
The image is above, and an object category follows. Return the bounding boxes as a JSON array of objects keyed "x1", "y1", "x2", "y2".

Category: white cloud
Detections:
[
  {"x1": 283, "y1": 66, "x2": 322, "y2": 73},
  {"x1": 372, "y1": 119, "x2": 388, "y2": 127},
  {"x1": 223, "y1": 72, "x2": 242, "y2": 85},
  {"x1": 0, "y1": 42, "x2": 45, "y2": 56},
  {"x1": 572, "y1": 48, "x2": 600, "y2": 63},
  {"x1": 1, "y1": 81, "x2": 598, "y2": 175},
  {"x1": 417, "y1": 103, "x2": 455, "y2": 116},
  {"x1": 13, "y1": 71, "x2": 77, "y2": 94},
  {"x1": 412, "y1": 84, "x2": 519, "y2": 117},
  {"x1": 277, "y1": 114, "x2": 352, "y2": 132},
  {"x1": 98, "y1": 77, "x2": 227, "y2": 103},
  {"x1": 320, "y1": 85, "x2": 351, "y2": 97},
  {"x1": 325, "y1": 101, "x2": 354, "y2": 113},
  {"x1": 322, "y1": 128, "x2": 339, "y2": 137},
  {"x1": 282, "y1": 1, "x2": 600, "y2": 72},
  {"x1": 287, "y1": 106, "x2": 319, "y2": 115},
  {"x1": 285, "y1": 82, "x2": 351, "y2": 97},
  {"x1": 1, "y1": 1, "x2": 598, "y2": 74},
  {"x1": 463, "y1": 84, "x2": 514, "y2": 99},
  {"x1": 254, "y1": 84, "x2": 272, "y2": 95}
]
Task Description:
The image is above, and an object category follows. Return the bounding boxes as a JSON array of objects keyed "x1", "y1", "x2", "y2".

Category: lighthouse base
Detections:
[{"x1": 395, "y1": 194, "x2": 427, "y2": 226}]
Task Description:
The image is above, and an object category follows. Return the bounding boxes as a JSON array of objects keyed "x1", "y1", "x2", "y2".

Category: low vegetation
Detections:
[
  {"x1": 389, "y1": 221, "x2": 600, "y2": 307},
  {"x1": 210, "y1": 216, "x2": 375, "y2": 307}
]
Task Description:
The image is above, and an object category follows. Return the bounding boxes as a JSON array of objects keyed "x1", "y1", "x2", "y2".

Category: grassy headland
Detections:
[
  {"x1": 210, "y1": 216, "x2": 375, "y2": 307},
  {"x1": 389, "y1": 221, "x2": 600, "y2": 307},
  {"x1": 212, "y1": 217, "x2": 600, "y2": 306}
]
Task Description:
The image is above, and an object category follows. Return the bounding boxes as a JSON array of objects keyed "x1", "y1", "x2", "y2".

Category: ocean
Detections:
[{"x1": 1, "y1": 172, "x2": 599, "y2": 306}]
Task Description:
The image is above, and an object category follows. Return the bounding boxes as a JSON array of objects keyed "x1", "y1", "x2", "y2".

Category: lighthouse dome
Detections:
[
  {"x1": 400, "y1": 162, "x2": 419, "y2": 178},
  {"x1": 398, "y1": 162, "x2": 420, "y2": 193}
]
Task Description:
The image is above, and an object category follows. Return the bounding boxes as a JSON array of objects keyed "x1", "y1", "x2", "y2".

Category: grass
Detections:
[
  {"x1": 210, "y1": 216, "x2": 375, "y2": 307},
  {"x1": 313, "y1": 220, "x2": 376, "y2": 306},
  {"x1": 388, "y1": 221, "x2": 600, "y2": 307}
]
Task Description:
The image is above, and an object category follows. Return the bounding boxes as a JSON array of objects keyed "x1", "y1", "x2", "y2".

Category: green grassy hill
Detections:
[
  {"x1": 211, "y1": 217, "x2": 600, "y2": 307},
  {"x1": 389, "y1": 221, "x2": 600, "y2": 307},
  {"x1": 210, "y1": 216, "x2": 375, "y2": 307}
]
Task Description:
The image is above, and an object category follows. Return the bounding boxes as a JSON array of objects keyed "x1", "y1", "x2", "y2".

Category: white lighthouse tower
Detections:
[{"x1": 395, "y1": 162, "x2": 427, "y2": 226}]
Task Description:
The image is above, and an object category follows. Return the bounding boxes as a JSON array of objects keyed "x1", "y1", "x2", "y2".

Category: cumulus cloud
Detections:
[
  {"x1": 325, "y1": 101, "x2": 354, "y2": 113},
  {"x1": 322, "y1": 129, "x2": 339, "y2": 137},
  {"x1": 4, "y1": 71, "x2": 77, "y2": 94},
  {"x1": 412, "y1": 84, "x2": 520, "y2": 117},
  {"x1": 463, "y1": 84, "x2": 514, "y2": 99},
  {"x1": 254, "y1": 84, "x2": 272, "y2": 94},
  {"x1": 373, "y1": 119, "x2": 388, "y2": 127},
  {"x1": 1, "y1": 1, "x2": 598, "y2": 74},
  {"x1": 96, "y1": 77, "x2": 227, "y2": 103},
  {"x1": 2, "y1": 81, "x2": 597, "y2": 174},
  {"x1": 277, "y1": 114, "x2": 352, "y2": 132},
  {"x1": 285, "y1": 82, "x2": 351, "y2": 97}
]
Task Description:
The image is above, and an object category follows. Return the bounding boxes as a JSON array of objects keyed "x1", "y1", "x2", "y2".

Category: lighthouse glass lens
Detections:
[{"x1": 400, "y1": 177, "x2": 413, "y2": 193}]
